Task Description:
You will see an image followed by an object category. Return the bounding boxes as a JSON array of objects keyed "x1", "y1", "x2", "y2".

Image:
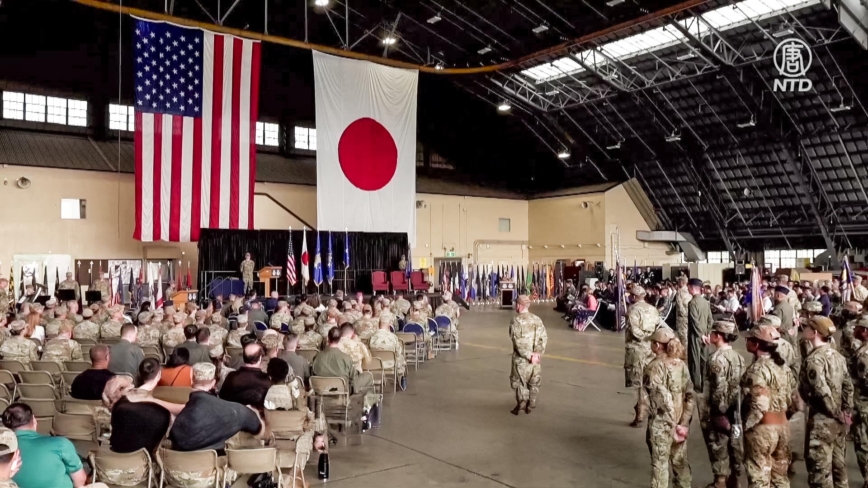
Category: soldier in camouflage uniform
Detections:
[
  {"x1": 240, "y1": 253, "x2": 255, "y2": 294},
  {"x1": 625, "y1": 286, "x2": 660, "y2": 427},
  {"x1": 742, "y1": 325, "x2": 796, "y2": 488},
  {"x1": 57, "y1": 272, "x2": 80, "y2": 302},
  {"x1": 260, "y1": 334, "x2": 284, "y2": 373},
  {"x1": 509, "y1": 295, "x2": 547, "y2": 415},
  {"x1": 41, "y1": 299, "x2": 57, "y2": 327},
  {"x1": 0, "y1": 278, "x2": 11, "y2": 318},
  {"x1": 65, "y1": 300, "x2": 83, "y2": 325},
  {"x1": 270, "y1": 301, "x2": 292, "y2": 331},
  {"x1": 369, "y1": 315, "x2": 407, "y2": 380},
  {"x1": 801, "y1": 301, "x2": 837, "y2": 359},
  {"x1": 0, "y1": 321, "x2": 38, "y2": 366},
  {"x1": 850, "y1": 317, "x2": 868, "y2": 487},
  {"x1": 700, "y1": 320, "x2": 745, "y2": 488},
  {"x1": 93, "y1": 275, "x2": 111, "y2": 304},
  {"x1": 293, "y1": 298, "x2": 314, "y2": 319},
  {"x1": 299, "y1": 317, "x2": 323, "y2": 350},
  {"x1": 161, "y1": 312, "x2": 188, "y2": 349},
  {"x1": 435, "y1": 292, "x2": 460, "y2": 342},
  {"x1": 393, "y1": 293, "x2": 411, "y2": 319},
  {"x1": 674, "y1": 276, "x2": 691, "y2": 346},
  {"x1": 318, "y1": 310, "x2": 340, "y2": 338},
  {"x1": 799, "y1": 316, "x2": 853, "y2": 488},
  {"x1": 99, "y1": 306, "x2": 124, "y2": 340},
  {"x1": 354, "y1": 305, "x2": 378, "y2": 340},
  {"x1": 317, "y1": 300, "x2": 338, "y2": 327},
  {"x1": 73, "y1": 308, "x2": 100, "y2": 342},
  {"x1": 837, "y1": 302, "x2": 862, "y2": 370},
  {"x1": 203, "y1": 320, "x2": 227, "y2": 359},
  {"x1": 337, "y1": 323, "x2": 371, "y2": 374},
  {"x1": 642, "y1": 327, "x2": 693, "y2": 488},
  {"x1": 136, "y1": 312, "x2": 162, "y2": 349},
  {"x1": 41, "y1": 323, "x2": 83, "y2": 365},
  {"x1": 227, "y1": 315, "x2": 251, "y2": 348},
  {"x1": 757, "y1": 314, "x2": 800, "y2": 379},
  {"x1": 45, "y1": 306, "x2": 75, "y2": 338}
]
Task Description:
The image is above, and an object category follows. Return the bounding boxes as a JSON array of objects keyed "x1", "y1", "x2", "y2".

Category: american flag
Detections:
[
  {"x1": 132, "y1": 19, "x2": 261, "y2": 242},
  {"x1": 749, "y1": 262, "x2": 762, "y2": 324},
  {"x1": 842, "y1": 253, "x2": 853, "y2": 302},
  {"x1": 286, "y1": 229, "x2": 297, "y2": 287}
]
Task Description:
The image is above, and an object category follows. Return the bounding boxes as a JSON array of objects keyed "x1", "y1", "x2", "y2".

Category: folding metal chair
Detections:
[
  {"x1": 396, "y1": 332, "x2": 419, "y2": 371},
  {"x1": 19, "y1": 370, "x2": 56, "y2": 388},
  {"x1": 0, "y1": 360, "x2": 27, "y2": 375},
  {"x1": 17, "y1": 384, "x2": 56, "y2": 400},
  {"x1": 401, "y1": 323, "x2": 428, "y2": 363},
  {"x1": 433, "y1": 316, "x2": 455, "y2": 350},
  {"x1": 63, "y1": 361, "x2": 91, "y2": 372},
  {"x1": 226, "y1": 448, "x2": 281, "y2": 488},
  {"x1": 370, "y1": 350, "x2": 397, "y2": 392},
  {"x1": 157, "y1": 448, "x2": 222, "y2": 488},
  {"x1": 90, "y1": 446, "x2": 154, "y2": 488},
  {"x1": 363, "y1": 357, "x2": 386, "y2": 394},
  {"x1": 52, "y1": 411, "x2": 98, "y2": 459},
  {"x1": 0, "y1": 371, "x2": 16, "y2": 401}
]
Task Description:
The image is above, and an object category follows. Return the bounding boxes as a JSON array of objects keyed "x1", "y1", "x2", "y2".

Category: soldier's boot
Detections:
[
  {"x1": 526, "y1": 392, "x2": 538, "y2": 414},
  {"x1": 629, "y1": 403, "x2": 647, "y2": 428},
  {"x1": 725, "y1": 474, "x2": 740, "y2": 488},
  {"x1": 511, "y1": 401, "x2": 525, "y2": 416},
  {"x1": 705, "y1": 476, "x2": 727, "y2": 488}
]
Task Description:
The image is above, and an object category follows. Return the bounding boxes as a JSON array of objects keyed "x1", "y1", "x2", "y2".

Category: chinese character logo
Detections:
[{"x1": 773, "y1": 38, "x2": 813, "y2": 92}]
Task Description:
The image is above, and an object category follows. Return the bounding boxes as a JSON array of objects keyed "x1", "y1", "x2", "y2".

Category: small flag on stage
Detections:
[
  {"x1": 313, "y1": 232, "x2": 323, "y2": 287},
  {"x1": 286, "y1": 228, "x2": 297, "y2": 287},
  {"x1": 326, "y1": 231, "x2": 335, "y2": 286},
  {"x1": 300, "y1": 229, "x2": 310, "y2": 286}
]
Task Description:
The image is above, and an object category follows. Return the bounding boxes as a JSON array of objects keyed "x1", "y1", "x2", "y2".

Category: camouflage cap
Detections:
[
  {"x1": 0, "y1": 427, "x2": 18, "y2": 453},
  {"x1": 748, "y1": 325, "x2": 780, "y2": 343},
  {"x1": 9, "y1": 320, "x2": 26, "y2": 332},
  {"x1": 631, "y1": 286, "x2": 647, "y2": 297},
  {"x1": 845, "y1": 301, "x2": 864, "y2": 313},
  {"x1": 649, "y1": 326, "x2": 675, "y2": 343},
  {"x1": 805, "y1": 316, "x2": 836, "y2": 338},
  {"x1": 855, "y1": 316, "x2": 868, "y2": 329},
  {"x1": 757, "y1": 314, "x2": 782, "y2": 328},
  {"x1": 712, "y1": 320, "x2": 737, "y2": 335},
  {"x1": 55, "y1": 305, "x2": 68, "y2": 316},
  {"x1": 261, "y1": 334, "x2": 282, "y2": 350},
  {"x1": 81, "y1": 309, "x2": 93, "y2": 319},
  {"x1": 31, "y1": 304, "x2": 45, "y2": 313},
  {"x1": 277, "y1": 300, "x2": 288, "y2": 308},
  {"x1": 802, "y1": 301, "x2": 822, "y2": 313},
  {"x1": 194, "y1": 310, "x2": 207, "y2": 319},
  {"x1": 237, "y1": 314, "x2": 249, "y2": 324},
  {"x1": 191, "y1": 362, "x2": 216, "y2": 381}
]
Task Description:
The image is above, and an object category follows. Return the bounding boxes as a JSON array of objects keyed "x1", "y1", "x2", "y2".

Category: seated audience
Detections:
[
  {"x1": 70, "y1": 345, "x2": 115, "y2": 400},
  {"x1": 369, "y1": 315, "x2": 408, "y2": 390},
  {"x1": 93, "y1": 375, "x2": 134, "y2": 439},
  {"x1": 263, "y1": 359, "x2": 299, "y2": 411},
  {"x1": 23, "y1": 312, "x2": 45, "y2": 344},
  {"x1": 219, "y1": 343, "x2": 272, "y2": 408},
  {"x1": 158, "y1": 347, "x2": 194, "y2": 387},
  {"x1": 179, "y1": 325, "x2": 211, "y2": 365},
  {"x1": 247, "y1": 301, "x2": 268, "y2": 328},
  {"x1": 337, "y1": 323, "x2": 371, "y2": 373},
  {"x1": 0, "y1": 320, "x2": 38, "y2": 365},
  {"x1": 41, "y1": 323, "x2": 83, "y2": 364},
  {"x1": 260, "y1": 334, "x2": 283, "y2": 373},
  {"x1": 2, "y1": 403, "x2": 88, "y2": 488},
  {"x1": 108, "y1": 323, "x2": 144, "y2": 375},
  {"x1": 73, "y1": 308, "x2": 100, "y2": 342},
  {"x1": 169, "y1": 363, "x2": 266, "y2": 455},
  {"x1": 279, "y1": 333, "x2": 311, "y2": 385},
  {"x1": 110, "y1": 358, "x2": 183, "y2": 454},
  {"x1": 312, "y1": 328, "x2": 374, "y2": 394}
]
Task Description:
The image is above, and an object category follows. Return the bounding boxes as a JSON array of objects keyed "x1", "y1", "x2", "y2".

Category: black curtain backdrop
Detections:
[{"x1": 197, "y1": 229, "x2": 409, "y2": 295}]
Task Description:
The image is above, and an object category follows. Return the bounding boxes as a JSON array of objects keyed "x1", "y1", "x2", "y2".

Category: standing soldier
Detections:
[
  {"x1": 93, "y1": 273, "x2": 111, "y2": 305},
  {"x1": 742, "y1": 325, "x2": 796, "y2": 488},
  {"x1": 643, "y1": 327, "x2": 694, "y2": 488},
  {"x1": 801, "y1": 301, "x2": 836, "y2": 359},
  {"x1": 508, "y1": 295, "x2": 547, "y2": 415},
  {"x1": 624, "y1": 286, "x2": 659, "y2": 427},
  {"x1": 0, "y1": 277, "x2": 11, "y2": 318},
  {"x1": 240, "y1": 252, "x2": 255, "y2": 295},
  {"x1": 850, "y1": 317, "x2": 868, "y2": 487},
  {"x1": 701, "y1": 320, "x2": 745, "y2": 488},
  {"x1": 772, "y1": 285, "x2": 799, "y2": 362},
  {"x1": 838, "y1": 302, "x2": 863, "y2": 369},
  {"x1": 675, "y1": 276, "x2": 691, "y2": 346},
  {"x1": 57, "y1": 272, "x2": 80, "y2": 302},
  {"x1": 688, "y1": 278, "x2": 713, "y2": 393},
  {"x1": 799, "y1": 316, "x2": 853, "y2": 488}
]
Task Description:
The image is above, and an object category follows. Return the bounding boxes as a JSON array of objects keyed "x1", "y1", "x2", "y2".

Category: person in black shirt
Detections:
[
  {"x1": 218, "y1": 343, "x2": 271, "y2": 408},
  {"x1": 170, "y1": 362, "x2": 265, "y2": 455},
  {"x1": 69, "y1": 345, "x2": 115, "y2": 400},
  {"x1": 110, "y1": 358, "x2": 184, "y2": 454}
]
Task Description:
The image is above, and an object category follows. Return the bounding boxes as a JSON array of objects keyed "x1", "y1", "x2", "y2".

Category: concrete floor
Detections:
[{"x1": 310, "y1": 304, "x2": 863, "y2": 488}]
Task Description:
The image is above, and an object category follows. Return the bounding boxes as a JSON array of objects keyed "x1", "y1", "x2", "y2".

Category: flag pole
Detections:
[{"x1": 288, "y1": 226, "x2": 292, "y2": 297}]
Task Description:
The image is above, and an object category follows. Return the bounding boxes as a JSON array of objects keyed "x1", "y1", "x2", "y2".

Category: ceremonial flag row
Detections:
[{"x1": 432, "y1": 262, "x2": 563, "y2": 304}]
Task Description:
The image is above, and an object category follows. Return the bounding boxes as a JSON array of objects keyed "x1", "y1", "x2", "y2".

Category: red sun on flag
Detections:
[{"x1": 338, "y1": 117, "x2": 398, "y2": 191}]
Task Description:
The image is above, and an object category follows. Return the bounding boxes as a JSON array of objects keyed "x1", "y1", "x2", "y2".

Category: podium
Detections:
[
  {"x1": 499, "y1": 280, "x2": 515, "y2": 309},
  {"x1": 171, "y1": 290, "x2": 199, "y2": 309},
  {"x1": 258, "y1": 266, "x2": 282, "y2": 297}
]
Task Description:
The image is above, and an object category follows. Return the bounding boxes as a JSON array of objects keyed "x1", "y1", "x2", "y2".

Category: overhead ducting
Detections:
[{"x1": 636, "y1": 231, "x2": 706, "y2": 262}]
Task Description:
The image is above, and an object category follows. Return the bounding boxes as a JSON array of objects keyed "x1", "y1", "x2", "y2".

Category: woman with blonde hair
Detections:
[{"x1": 24, "y1": 312, "x2": 45, "y2": 343}]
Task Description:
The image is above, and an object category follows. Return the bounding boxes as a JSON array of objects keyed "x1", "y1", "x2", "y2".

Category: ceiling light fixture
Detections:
[
  {"x1": 532, "y1": 24, "x2": 549, "y2": 34},
  {"x1": 737, "y1": 116, "x2": 756, "y2": 128},
  {"x1": 545, "y1": 89, "x2": 560, "y2": 96},
  {"x1": 606, "y1": 0, "x2": 625, "y2": 6},
  {"x1": 665, "y1": 132, "x2": 681, "y2": 143},
  {"x1": 676, "y1": 52, "x2": 697, "y2": 61},
  {"x1": 434, "y1": 62, "x2": 444, "y2": 70},
  {"x1": 478, "y1": 46, "x2": 492, "y2": 55},
  {"x1": 606, "y1": 141, "x2": 621, "y2": 150},
  {"x1": 831, "y1": 104, "x2": 852, "y2": 112},
  {"x1": 557, "y1": 149, "x2": 571, "y2": 159},
  {"x1": 772, "y1": 27, "x2": 795, "y2": 38},
  {"x1": 382, "y1": 36, "x2": 397, "y2": 46},
  {"x1": 497, "y1": 102, "x2": 511, "y2": 112},
  {"x1": 427, "y1": 13, "x2": 441, "y2": 24},
  {"x1": 314, "y1": 0, "x2": 329, "y2": 6}
]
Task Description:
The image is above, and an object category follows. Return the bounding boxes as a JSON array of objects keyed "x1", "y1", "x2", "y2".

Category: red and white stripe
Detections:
[{"x1": 134, "y1": 32, "x2": 261, "y2": 242}]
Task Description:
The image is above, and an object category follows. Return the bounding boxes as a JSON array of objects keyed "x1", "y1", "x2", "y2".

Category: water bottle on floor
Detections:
[{"x1": 318, "y1": 451, "x2": 330, "y2": 481}]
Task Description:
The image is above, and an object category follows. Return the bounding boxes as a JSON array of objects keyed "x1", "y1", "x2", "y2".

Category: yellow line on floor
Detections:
[{"x1": 461, "y1": 342, "x2": 621, "y2": 369}]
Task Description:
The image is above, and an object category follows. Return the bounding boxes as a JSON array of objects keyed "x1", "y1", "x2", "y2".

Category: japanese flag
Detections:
[{"x1": 313, "y1": 51, "x2": 417, "y2": 243}]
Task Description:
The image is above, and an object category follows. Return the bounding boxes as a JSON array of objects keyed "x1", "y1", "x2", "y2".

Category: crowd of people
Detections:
[
  {"x1": 622, "y1": 272, "x2": 868, "y2": 488},
  {"x1": 0, "y1": 277, "x2": 464, "y2": 488}
]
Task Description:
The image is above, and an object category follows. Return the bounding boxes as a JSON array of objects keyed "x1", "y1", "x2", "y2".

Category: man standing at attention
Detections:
[
  {"x1": 508, "y1": 295, "x2": 547, "y2": 415},
  {"x1": 624, "y1": 285, "x2": 659, "y2": 427},
  {"x1": 688, "y1": 278, "x2": 713, "y2": 392},
  {"x1": 675, "y1": 276, "x2": 691, "y2": 346},
  {"x1": 772, "y1": 285, "x2": 799, "y2": 362}
]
